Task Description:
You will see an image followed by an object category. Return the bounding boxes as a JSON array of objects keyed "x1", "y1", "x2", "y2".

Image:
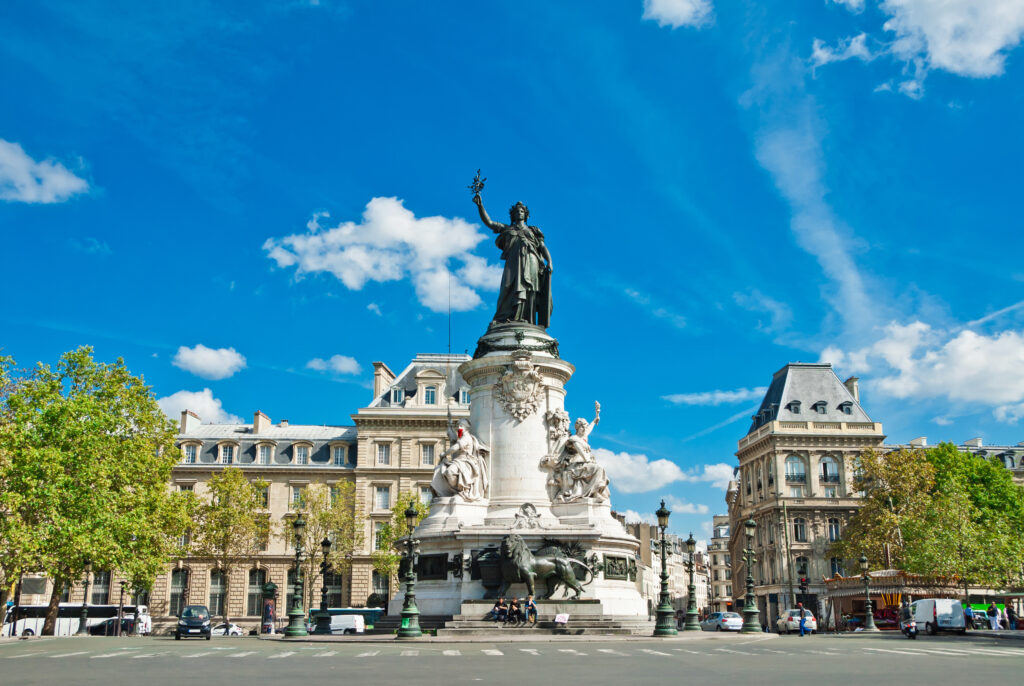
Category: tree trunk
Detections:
[
  {"x1": 222, "y1": 568, "x2": 230, "y2": 625},
  {"x1": 42, "y1": 581, "x2": 62, "y2": 635}
]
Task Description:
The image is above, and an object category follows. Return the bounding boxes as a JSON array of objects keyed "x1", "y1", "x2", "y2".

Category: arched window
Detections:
[
  {"x1": 785, "y1": 456, "x2": 806, "y2": 482},
  {"x1": 756, "y1": 466, "x2": 763, "y2": 491},
  {"x1": 424, "y1": 386, "x2": 437, "y2": 405},
  {"x1": 91, "y1": 571, "x2": 111, "y2": 604},
  {"x1": 793, "y1": 517, "x2": 807, "y2": 542},
  {"x1": 1003, "y1": 454, "x2": 1016, "y2": 469},
  {"x1": 170, "y1": 569, "x2": 189, "y2": 617},
  {"x1": 820, "y1": 456, "x2": 840, "y2": 483},
  {"x1": 209, "y1": 570, "x2": 226, "y2": 617},
  {"x1": 795, "y1": 556, "x2": 809, "y2": 577},
  {"x1": 247, "y1": 569, "x2": 267, "y2": 616},
  {"x1": 830, "y1": 557, "x2": 843, "y2": 577},
  {"x1": 827, "y1": 517, "x2": 841, "y2": 542}
]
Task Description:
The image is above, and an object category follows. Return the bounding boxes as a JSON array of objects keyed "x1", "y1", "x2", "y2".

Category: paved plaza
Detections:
[{"x1": 2, "y1": 634, "x2": 1022, "y2": 685}]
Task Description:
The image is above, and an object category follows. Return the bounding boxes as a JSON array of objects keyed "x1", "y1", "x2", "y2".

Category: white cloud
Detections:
[
  {"x1": 157, "y1": 388, "x2": 241, "y2": 424},
  {"x1": 694, "y1": 463, "x2": 735, "y2": 490},
  {"x1": 172, "y1": 344, "x2": 247, "y2": 380},
  {"x1": 831, "y1": 0, "x2": 865, "y2": 12},
  {"x1": 367, "y1": 303, "x2": 382, "y2": 316},
  {"x1": 0, "y1": 139, "x2": 89, "y2": 204},
  {"x1": 882, "y1": 0, "x2": 1024, "y2": 78},
  {"x1": 662, "y1": 495, "x2": 710, "y2": 515},
  {"x1": 622, "y1": 510, "x2": 657, "y2": 525},
  {"x1": 825, "y1": 321, "x2": 1024, "y2": 422},
  {"x1": 623, "y1": 288, "x2": 687, "y2": 329},
  {"x1": 642, "y1": 0, "x2": 713, "y2": 28},
  {"x1": 264, "y1": 197, "x2": 502, "y2": 313},
  {"x1": 733, "y1": 290, "x2": 793, "y2": 334},
  {"x1": 596, "y1": 448, "x2": 687, "y2": 493},
  {"x1": 663, "y1": 386, "x2": 767, "y2": 406},
  {"x1": 811, "y1": 33, "x2": 873, "y2": 68},
  {"x1": 306, "y1": 354, "x2": 361, "y2": 375}
]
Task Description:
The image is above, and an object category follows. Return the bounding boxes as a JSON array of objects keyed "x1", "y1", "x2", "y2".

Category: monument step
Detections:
[{"x1": 435, "y1": 626, "x2": 637, "y2": 636}]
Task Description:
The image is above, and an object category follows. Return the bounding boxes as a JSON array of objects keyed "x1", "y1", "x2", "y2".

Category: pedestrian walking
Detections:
[
  {"x1": 987, "y1": 602, "x2": 1000, "y2": 630},
  {"x1": 798, "y1": 602, "x2": 808, "y2": 637},
  {"x1": 964, "y1": 604, "x2": 974, "y2": 629},
  {"x1": 1006, "y1": 605, "x2": 1017, "y2": 631}
]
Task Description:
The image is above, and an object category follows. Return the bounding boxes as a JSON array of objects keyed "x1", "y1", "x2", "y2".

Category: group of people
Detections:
[
  {"x1": 488, "y1": 595, "x2": 539, "y2": 626},
  {"x1": 966, "y1": 602, "x2": 1019, "y2": 630}
]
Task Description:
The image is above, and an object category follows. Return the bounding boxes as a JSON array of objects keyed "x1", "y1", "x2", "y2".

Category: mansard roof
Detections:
[
  {"x1": 369, "y1": 352, "x2": 471, "y2": 408},
  {"x1": 747, "y1": 362, "x2": 871, "y2": 434}
]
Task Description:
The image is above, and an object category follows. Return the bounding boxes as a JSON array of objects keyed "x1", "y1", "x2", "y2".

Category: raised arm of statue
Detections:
[
  {"x1": 584, "y1": 401, "x2": 600, "y2": 439},
  {"x1": 472, "y1": 194, "x2": 506, "y2": 233}
]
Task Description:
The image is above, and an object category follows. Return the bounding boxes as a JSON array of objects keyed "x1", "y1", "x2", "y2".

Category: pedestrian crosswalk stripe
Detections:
[
  {"x1": 357, "y1": 651, "x2": 380, "y2": 657},
  {"x1": 864, "y1": 647, "x2": 921, "y2": 656},
  {"x1": 49, "y1": 651, "x2": 88, "y2": 658},
  {"x1": 400, "y1": 650, "x2": 419, "y2": 657},
  {"x1": 713, "y1": 648, "x2": 749, "y2": 655},
  {"x1": 91, "y1": 652, "x2": 127, "y2": 659},
  {"x1": 5, "y1": 653, "x2": 42, "y2": 659},
  {"x1": 672, "y1": 649, "x2": 705, "y2": 655},
  {"x1": 558, "y1": 649, "x2": 586, "y2": 655},
  {"x1": 131, "y1": 653, "x2": 166, "y2": 659},
  {"x1": 181, "y1": 652, "x2": 215, "y2": 659},
  {"x1": 640, "y1": 649, "x2": 671, "y2": 656},
  {"x1": 482, "y1": 649, "x2": 503, "y2": 656},
  {"x1": 442, "y1": 650, "x2": 460, "y2": 656},
  {"x1": 597, "y1": 649, "x2": 628, "y2": 656},
  {"x1": 228, "y1": 651, "x2": 256, "y2": 658},
  {"x1": 519, "y1": 649, "x2": 539, "y2": 655},
  {"x1": 970, "y1": 648, "x2": 1024, "y2": 656},
  {"x1": 267, "y1": 652, "x2": 295, "y2": 659}
]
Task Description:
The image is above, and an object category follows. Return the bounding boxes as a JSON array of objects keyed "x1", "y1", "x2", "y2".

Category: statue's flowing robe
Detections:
[
  {"x1": 493, "y1": 224, "x2": 552, "y2": 328},
  {"x1": 431, "y1": 434, "x2": 489, "y2": 501}
]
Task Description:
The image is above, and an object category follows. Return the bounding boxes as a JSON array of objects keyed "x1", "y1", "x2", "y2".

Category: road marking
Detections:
[
  {"x1": 864, "y1": 647, "x2": 922, "y2": 656},
  {"x1": 482, "y1": 649, "x2": 504, "y2": 656},
  {"x1": 400, "y1": 650, "x2": 420, "y2": 657},
  {"x1": 598, "y1": 649, "x2": 628, "y2": 656},
  {"x1": 808, "y1": 650, "x2": 841, "y2": 656},
  {"x1": 181, "y1": 652, "x2": 215, "y2": 659},
  {"x1": 267, "y1": 652, "x2": 295, "y2": 659},
  {"x1": 968, "y1": 647, "x2": 1024, "y2": 656},
  {"x1": 672, "y1": 649, "x2": 705, "y2": 655},
  {"x1": 49, "y1": 651, "x2": 89, "y2": 658},
  {"x1": 558, "y1": 648, "x2": 587, "y2": 656},
  {"x1": 5, "y1": 653, "x2": 43, "y2": 659},
  {"x1": 442, "y1": 650, "x2": 461, "y2": 656},
  {"x1": 357, "y1": 650, "x2": 380, "y2": 657},
  {"x1": 714, "y1": 648, "x2": 750, "y2": 655},
  {"x1": 640, "y1": 648, "x2": 672, "y2": 656},
  {"x1": 519, "y1": 649, "x2": 540, "y2": 655},
  {"x1": 91, "y1": 652, "x2": 129, "y2": 659},
  {"x1": 227, "y1": 651, "x2": 256, "y2": 658},
  {"x1": 757, "y1": 649, "x2": 792, "y2": 655}
]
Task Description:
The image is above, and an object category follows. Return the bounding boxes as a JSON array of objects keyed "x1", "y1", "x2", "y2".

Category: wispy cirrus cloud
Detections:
[{"x1": 663, "y1": 386, "x2": 767, "y2": 406}]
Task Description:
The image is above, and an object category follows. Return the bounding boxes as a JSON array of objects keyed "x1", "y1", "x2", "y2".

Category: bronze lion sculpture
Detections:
[{"x1": 496, "y1": 533, "x2": 593, "y2": 599}]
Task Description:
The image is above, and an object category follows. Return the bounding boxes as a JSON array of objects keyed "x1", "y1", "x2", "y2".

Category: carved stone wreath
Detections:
[{"x1": 494, "y1": 350, "x2": 544, "y2": 421}]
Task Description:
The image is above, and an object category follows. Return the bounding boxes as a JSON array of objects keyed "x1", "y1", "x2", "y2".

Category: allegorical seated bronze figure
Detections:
[{"x1": 496, "y1": 534, "x2": 593, "y2": 600}]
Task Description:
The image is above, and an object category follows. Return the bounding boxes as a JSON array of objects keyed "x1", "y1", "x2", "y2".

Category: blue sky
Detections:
[{"x1": 3, "y1": 0, "x2": 1024, "y2": 540}]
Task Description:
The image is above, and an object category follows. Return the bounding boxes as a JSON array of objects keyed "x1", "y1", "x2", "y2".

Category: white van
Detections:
[
  {"x1": 328, "y1": 614, "x2": 365, "y2": 635},
  {"x1": 910, "y1": 598, "x2": 966, "y2": 635}
]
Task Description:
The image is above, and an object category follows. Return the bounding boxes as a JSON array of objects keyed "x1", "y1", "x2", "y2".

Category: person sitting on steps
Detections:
[
  {"x1": 507, "y1": 598, "x2": 524, "y2": 625},
  {"x1": 525, "y1": 595, "x2": 538, "y2": 626},
  {"x1": 488, "y1": 597, "x2": 508, "y2": 623}
]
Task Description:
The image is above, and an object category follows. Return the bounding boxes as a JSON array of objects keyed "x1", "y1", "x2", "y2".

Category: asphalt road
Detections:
[{"x1": 2, "y1": 633, "x2": 1021, "y2": 685}]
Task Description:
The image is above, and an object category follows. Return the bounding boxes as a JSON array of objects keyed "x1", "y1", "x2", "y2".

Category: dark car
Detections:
[
  {"x1": 88, "y1": 617, "x2": 136, "y2": 636},
  {"x1": 175, "y1": 605, "x2": 212, "y2": 640}
]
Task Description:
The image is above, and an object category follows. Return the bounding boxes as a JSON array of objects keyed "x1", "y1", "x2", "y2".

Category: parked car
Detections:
[
  {"x1": 777, "y1": 608, "x2": 817, "y2": 634},
  {"x1": 175, "y1": 605, "x2": 212, "y2": 640},
  {"x1": 699, "y1": 612, "x2": 742, "y2": 632},
  {"x1": 88, "y1": 617, "x2": 136, "y2": 636},
  {"x1": 211, "y1": 622, "x2": 244, "y2": 637},
  {"x1": 910, "y1": 598, "x2": 966, "y2": 635},
  {"x1": 328, "y1": 614, "x2": 365, "y2": 635}
]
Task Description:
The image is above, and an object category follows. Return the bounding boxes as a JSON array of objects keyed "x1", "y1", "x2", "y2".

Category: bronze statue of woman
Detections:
[{"x1": 472, "y1": 192, "x2": 553, "y2": 328}]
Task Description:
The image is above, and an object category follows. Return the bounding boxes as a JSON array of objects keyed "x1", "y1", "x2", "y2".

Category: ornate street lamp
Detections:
[
  {"x1": 284, "y1": 514, "x2": 308, "y2": 637},
  {"x1": 653, "y1": 499, "x2": 678, "y2": 636},
  {"x1": 116, "y1": 581, "x2": 127, "y2": 637},
  {"x1": 740, "y1": 518, "x2": 762, "y2": 634},
  {"x1": 683, "y1": 532, "x2": 701, "y2": 631},
  {"x1": 860, "y1": 554, "x2": 879, "y2": 632},
  {"x1": 76, "y1": 559, "x2": 93, "y2": 636},
  {"x1": 314, "y1": 537, "x2": 333, "y2": 635},
  {"x1": 396, "y1": 503, "x2": 422, "y2": 639}
]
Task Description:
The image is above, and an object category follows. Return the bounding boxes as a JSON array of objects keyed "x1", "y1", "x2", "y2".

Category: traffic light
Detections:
[{"x1": 799, "y1": 577, "x2": 808, "y2": 593}]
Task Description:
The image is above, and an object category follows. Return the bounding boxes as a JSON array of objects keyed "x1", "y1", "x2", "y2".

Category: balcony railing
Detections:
[
  {"x1": 820, "y1": 474, "x2": 840, "y2": 483},
  {"x1": 785, "y1": 473, "x2": 807, "y2": 483}
]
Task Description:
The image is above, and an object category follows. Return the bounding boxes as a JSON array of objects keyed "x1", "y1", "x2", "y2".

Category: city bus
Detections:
[{"x1": 2, "y1": 603, "x2": 150, "y2": 637}]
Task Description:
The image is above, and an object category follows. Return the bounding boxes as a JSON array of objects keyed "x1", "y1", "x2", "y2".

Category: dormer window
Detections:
[
  {"x1": 258, "y1": 444, "x2": 273, "y2": 465},
  {"x1": 220, "y1": 445, "x2": 235, "y2": 465},
  {"x1": 811, "y1": 401, "x2": 827, "y2": 415},
  {"x1": 838, "y1": 401, "x2": 853, "y2": 415},
  {"x1": 391, "y1": 387, "x2": 404, "y2": 404},
  {"x1": 294, "y1": 445, "x2": 309, "y2": 465},
  {"x1": 459, "y1": 388, "x2": 470, "y2": 405},
  {"x1": 424, "y1": 386, "x2": 437, "y2": 405},
  {"x1": 182, "y1": 444, "x2": 198, "y2": 464},
  {"x1": 785, "y1": 401, "x2": 801, "y2": 414}
]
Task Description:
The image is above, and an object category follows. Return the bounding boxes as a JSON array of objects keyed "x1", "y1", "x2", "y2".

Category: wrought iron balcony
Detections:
[
  {"x1": 820, "y1": 474, "x2": 840, "y2": 483},
  {"x1": 785, "y1": 473, "x2": 806, "y2": 483}
]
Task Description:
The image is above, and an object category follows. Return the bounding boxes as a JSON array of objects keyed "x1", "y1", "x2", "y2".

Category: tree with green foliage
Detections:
[
  {"x1": 0, "y1": 347, "x2": 192, "y2": 634},
  {"x1": 370, "y1": 491, "x2": 429, "y2": 586},
  {"x1": 190, "y1": 467, "x2": 273, "y2": 625},
  {"x1": 283, "y1": 482, "x2": 362, "y2": 612}
]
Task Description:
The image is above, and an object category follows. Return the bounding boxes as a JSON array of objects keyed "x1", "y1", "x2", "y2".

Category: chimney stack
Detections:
[
  {"x1": 253, "y1": 410, "x2": 271, "y2": 434},
  {"x1": 180, "y1": 410, "x2": 201, "y2": 433},
  {"x1": 279, "y1": 419, "x2": 289, "y2": 427},
  {"x1": 843, "y1": 376, "x2": 860, "y2": 402},
  {"x1": 372, "y1": 361, "x2": 396, "y2": 400},
  {"x1": 964, "y1": 437, "x2": 983, "y2": 448},
  {"x1": 909, "y1": 436, "x2": 927, "y2": 448}
]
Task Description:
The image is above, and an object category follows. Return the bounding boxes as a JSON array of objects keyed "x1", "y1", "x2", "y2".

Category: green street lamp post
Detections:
[
  {"x1": 76, "y1": 559, "x2": 93, "y2": 636},
  {"x1": 860, "y1": 555, "x2": 879, "y2": 633},
  {"x1": 740, "y1": 518, "x2": 762, "y2": 634},
  {"x1": 314, "y1": 537, "x2": 332, "y2": 635},
  {"x1": 396, "y1": 503, "x2": 422, "y2": 639},
  {"x1": 653, "y1": 499, "x2": 678, "y2": 636},
  {"x1": 284, "y1": 514, "x2": 308, "y2": 637},
  {"x1": 683, "y1": 532, "x2": 701, "y2": 631}
]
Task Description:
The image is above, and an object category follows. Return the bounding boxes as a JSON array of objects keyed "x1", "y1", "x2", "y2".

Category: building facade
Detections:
[
  {"x1": 708, "y1": 515, "x2": 733, "y2": 613},
  {"x1": 726, "y1": 363, "x2": 885, "y2": 629}
]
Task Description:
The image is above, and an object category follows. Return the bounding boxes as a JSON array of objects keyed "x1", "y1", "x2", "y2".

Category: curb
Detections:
[{"x1": 254, "y1": 632, "x2": 780, "y2": 644}]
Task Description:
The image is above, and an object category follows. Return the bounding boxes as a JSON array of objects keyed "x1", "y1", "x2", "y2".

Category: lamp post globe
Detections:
[
  {"x1": 682, "y1": 532, "x2": 701, "y2": 631},
  {"x1": 284, "y1": 514, "x2": 308, "y2": 637},
  {"x1": 740, "y1": 518, "x2": 762, "y2": 633},
  {"x1": 397, "y1": 502, "x2": 422, "y2": 639},
  {"x1": 860, "y1": 554, "x2": 879, "y2": 632},
  {"x1": 653, "y1": 499, "x2": 678, "y2": 636},
  {"x1": 314, "y1": 536, "x2": 333, "y2": 635},
  {"x1": 76, "y1": 558, "x2": 93, "y2": 636}
]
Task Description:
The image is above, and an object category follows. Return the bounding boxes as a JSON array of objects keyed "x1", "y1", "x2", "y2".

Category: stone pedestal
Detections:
[{"x1": 391, "y1": 323, "x2": 646, "y2": 619}]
